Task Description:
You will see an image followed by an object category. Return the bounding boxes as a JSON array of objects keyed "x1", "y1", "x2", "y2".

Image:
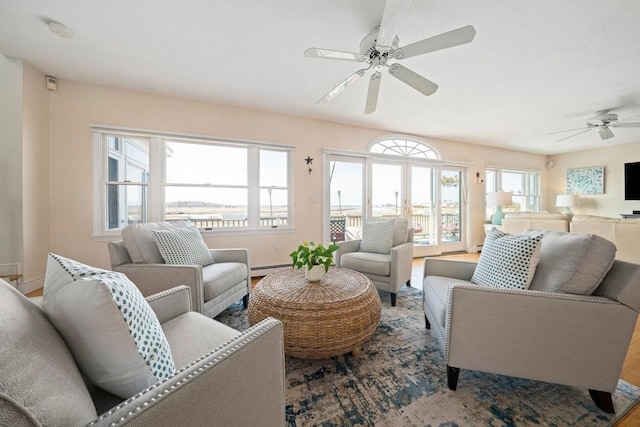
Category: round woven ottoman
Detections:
[{"x1": 248, "y1": 267, "x2": 381, "y2": 359}]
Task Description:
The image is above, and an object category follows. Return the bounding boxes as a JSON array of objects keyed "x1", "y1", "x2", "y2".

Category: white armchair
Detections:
[
  {"x1": 336, "y1": 218, "x2": 414, "y2": 306},
  {"x1": 108, "y1": 221, "x2": 250, "y2": 318}
]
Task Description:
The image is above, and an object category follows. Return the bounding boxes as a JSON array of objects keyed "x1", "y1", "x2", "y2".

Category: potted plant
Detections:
[{"x1": 289, "y1": 241, "x2": 339, "y2": 281}]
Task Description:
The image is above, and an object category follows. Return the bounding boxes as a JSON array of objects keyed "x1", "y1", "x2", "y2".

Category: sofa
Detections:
[
  {"x1": 0, "y1": 279, "x2": 286, "y2": 426},
  {"x1": 570, "y1": 215, "x2": 640, "y2": 264},
  {"x1": 108, "y1": 221, "x2": 250, "y2": 318},
  {"x1": 501, "y1": 212, "x2": 570, "y2": 234},
  {"x1": 422, "y1": 229, "x2": 640, "y2": 413}
]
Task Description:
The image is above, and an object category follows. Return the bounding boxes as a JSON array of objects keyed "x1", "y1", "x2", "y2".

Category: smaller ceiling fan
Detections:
[
  {"x1": 304, "y1": 0, "x2": 476, "y2": 114},
  {"x1": 548, "y1": 110, "x2": 640, "y2": 142}
]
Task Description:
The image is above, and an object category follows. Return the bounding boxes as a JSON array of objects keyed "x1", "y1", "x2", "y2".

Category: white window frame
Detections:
[
  {"x1": 485, "y1": 167, "x2": 541, "y2": 218},
  {"x1": 92, "y1": 127, "x2": 294, "y2": 238}
]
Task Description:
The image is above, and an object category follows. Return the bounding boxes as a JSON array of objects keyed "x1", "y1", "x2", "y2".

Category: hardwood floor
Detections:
[{"x1": 27, "y1": 256, "x2": 640, "y2": 423}]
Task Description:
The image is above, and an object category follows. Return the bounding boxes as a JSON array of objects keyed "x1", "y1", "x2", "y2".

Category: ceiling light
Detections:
[{"x1": 48, "y1": 21, "x2": 74, "y2": 39}]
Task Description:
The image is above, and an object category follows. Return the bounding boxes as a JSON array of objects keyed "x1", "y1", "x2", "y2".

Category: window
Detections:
[
  {"x1": 485, "y1": 168, "x2": 540, "y2": 218},
  {"x1": 370, "y1": 137, "x2": 439, "y2": 159},
  {"x1": 94, "y1": 130, "x2": 292, "y2": 235}
]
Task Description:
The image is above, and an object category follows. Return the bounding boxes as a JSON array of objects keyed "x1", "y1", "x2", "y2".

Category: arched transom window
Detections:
[{"x1": 369, "y1": 137, "x2": 440, "y2": 159}]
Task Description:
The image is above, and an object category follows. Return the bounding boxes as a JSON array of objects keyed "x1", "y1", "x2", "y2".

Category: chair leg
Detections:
[
  {"x1": 424, "y1": 315, "x2": 431, "y2": 329},
  {"x1": 390, "y1": 293, "x2": 397, "y2": 307},
  {"x1": 242, "y1": 294, "x2": 249, "y2": 309},
  {"x1": 406, "y1": 280, "x2": 411, "y2": 287},
  {"x1": 447, "y1": 366, "x2": 460, "y2": 390},
  {"x1": 589, "y1": 389, "x2": 614, "y2": 413}
]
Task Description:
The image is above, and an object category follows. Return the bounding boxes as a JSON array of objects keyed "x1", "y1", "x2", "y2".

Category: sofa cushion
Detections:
[
  {"x1": 339, "y1": 252, "x2": 391, "y2": 276},
  {"x1": 392, "y1": 217, "x2": 410, "y2": 247},
  {"x1": 360, "y1": 218, "x2": 395, "y2": 254},
  {"x1": 152, "y1": 226, "x2": 214, "y2": 266},
  {"x1": 471, "y1": 228, "x2": 542, "y2": 290},
  {"x1": 526, "y1": 230, "x2": 616, "y2": 295},
  {"x1": 0, "y1": 280, "x2": 97, "y2": 426},
  {"x1": 202, "y1": 262, "x2": 249, "y2": 302},
  {"x1": 42, "y1": 254, "x2": 176, "y2": 398},
  {"x1": 122, "y1": 221, "x2": 190, "y2": 264}
]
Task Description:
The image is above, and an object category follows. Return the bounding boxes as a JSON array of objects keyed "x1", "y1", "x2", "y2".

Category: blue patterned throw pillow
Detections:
[
  {"x1": 42, "y1": 253, "x2": 175, "y2": 398},
  {"x1": 471, "y1": 228, "x2": 543, "y2": 290}
]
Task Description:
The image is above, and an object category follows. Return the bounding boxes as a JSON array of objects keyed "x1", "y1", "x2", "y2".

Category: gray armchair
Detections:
[
  {"x1": 336, "y1": 217, "x2": 414, "y2": 306},
  {"x1": 0, "y1": 280, "x2": 286, "y2": 426},
  {"x1": 423, "y1": 253, "x2": 640, "y2": 413},
  {"x1": 108, "y1": 221, "x2": 250, "y2": 318}
]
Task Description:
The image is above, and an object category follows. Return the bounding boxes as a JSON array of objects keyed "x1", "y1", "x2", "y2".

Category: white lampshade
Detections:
[
  {"x1": 555, "y1": 194, "x2": 580, "y2": 208},
  {"x1": 487, "y1": 191, "x2": 513, "y2": 207}
]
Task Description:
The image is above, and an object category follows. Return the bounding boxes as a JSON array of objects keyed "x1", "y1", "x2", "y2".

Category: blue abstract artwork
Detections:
[{"x1": 567, "y1": 166, "x2": 604, "y2": 194}]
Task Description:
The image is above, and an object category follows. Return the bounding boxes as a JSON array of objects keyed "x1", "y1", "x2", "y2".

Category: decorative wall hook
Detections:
[
  {"x1": 305, "y1": 156, "x2": 313, "y2": 174},
  {"x1": 475, "y1": 171, "x2": 484, "y2": 184}
]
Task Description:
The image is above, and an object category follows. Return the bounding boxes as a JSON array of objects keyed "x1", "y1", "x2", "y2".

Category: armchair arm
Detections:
[
  {"x1": 90, "y1": 318, "x2": 286, "y2": 427},
  {"x1": 335, "y1": 240, "x2": 362, "y2": 266},
  {"x1": 146, "y1": 286, "x2": 192, "y2": 324},
  {"x1": 114, "y1": 264, "x2": 204, "y2": 314},
  {"x1": 423, "y1": 257, "x2": 477, "y2": 281},
  {"x1": 209, "y1": 248, "x2": 249, "y2": 265},
  {"x1": 446, "y1": 285, "x2": 638, "y2": 392},
  {"x1": 390, "y1": 241, "x2": 413, "y2": 285}
]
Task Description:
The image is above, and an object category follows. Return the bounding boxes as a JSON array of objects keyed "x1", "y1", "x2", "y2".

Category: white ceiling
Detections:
[{"x1": 1, "y1": 0, "x2": 639, "y2": 155}]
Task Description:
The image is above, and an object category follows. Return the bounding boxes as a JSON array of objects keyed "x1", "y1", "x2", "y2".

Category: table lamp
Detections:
[
  {"x1": 556, "y1": 194, "x2": 580, "y2": 217},
  {"x1": 487, "y1": 191, "x2": 513, "y2": 225}
]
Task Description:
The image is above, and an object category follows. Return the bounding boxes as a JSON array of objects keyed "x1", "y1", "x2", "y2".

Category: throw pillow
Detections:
[
  {"x1": 471, "y1": 228, "x2": 543, "y2": 290},
  {"x1": 42, "y1": 253, "x2": 176, "y2": 398},
  {"x1": 524, "y1": 230, "x2": 616, "y2": 295},
  {"x1": 152, "y1": 226, "x2": 215, "y2": 266},
  {"x1": 122, "y1": 221, "x2": 190, "y2": 264},
  {"x1": 360, "y1": 218, "x2": 395, "y2": 254}
]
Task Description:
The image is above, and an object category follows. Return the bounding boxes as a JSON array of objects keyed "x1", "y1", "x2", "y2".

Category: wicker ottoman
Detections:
[{"x1": 248, "y1": 267, "x2": 381, "y2": 359}]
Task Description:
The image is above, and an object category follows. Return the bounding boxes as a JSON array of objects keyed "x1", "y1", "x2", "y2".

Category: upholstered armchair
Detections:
[
  {"x1": 335, "y1": 217, "x2": 414, "y2": 306},
  {"x1": 108, "y1": 221, "x2": 250, "y2": 318},
  {"x1": 423, "y1": 229, "x2": 640, "y2": 413},
  {"x1": 1, "y1": 280, "x2": 286, "y2": 426}
]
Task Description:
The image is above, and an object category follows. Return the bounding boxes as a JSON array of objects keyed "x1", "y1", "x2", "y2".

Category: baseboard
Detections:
[
  {"x1": 17, "y1": 275, "x2": 44, "y2": 295},
  {"x1": 251, "y1": 263, "x2": 291, "y2": 277}
]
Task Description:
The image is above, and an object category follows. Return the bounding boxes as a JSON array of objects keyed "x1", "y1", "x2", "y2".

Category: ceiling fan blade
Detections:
[
  {"x1": 611, "y1": 122, "x2": 640, "y2": 128},
  {"x1": 388, "y1": 64, "x2": 438, "y2": 96},
  {"x1": 376, "y1": 0, "x2": 411, "y2": 53},
  {"x1": 394, "y1": 25, "x2": 476, "y2": 59},
  {"x1": 304, "y1": 48, "x2": 365, "y2": 62},
  {"x1": 546, "y1": 126, "x2": 591, "y2": 136},
  {"x1": 316, "y1": 68, "x2": 368, "y2": 105},
  {"x1": 555, "y1": 128, "x2": 593, "y2": 143},
  {"x1": 365, "y1": 72, "x2": 382, "y2": 115},
  {"x1": 598, "y1": 126, "x2": 614, "y2": 140}
]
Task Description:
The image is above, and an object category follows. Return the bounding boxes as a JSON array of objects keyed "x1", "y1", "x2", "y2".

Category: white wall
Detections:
[
  {"x1": 47, "y1": 80, "x2": 547, "y2": 271},
  {"x1": 546, "y1": 142, "x2": 640, "y2": 217},
  {"x1": 21, "y1": 61, "x2": 50, "y2": 290},
  {"x1": 0, "y1": 55, "x2": 24, "y2": 278}
]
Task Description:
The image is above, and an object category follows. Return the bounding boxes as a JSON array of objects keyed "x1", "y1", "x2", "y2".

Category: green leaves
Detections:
[{"x1": 289, "y1": 241, "x2": 340, "y2": 273}]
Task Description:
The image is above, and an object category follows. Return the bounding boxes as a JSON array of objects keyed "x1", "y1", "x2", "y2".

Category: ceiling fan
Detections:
[
  {"x1": 304, "y1": 0, "x2": 476, "y2": 114},
  {"x1": 548, "y1": 110, "x2": 640, "y2": 142}
]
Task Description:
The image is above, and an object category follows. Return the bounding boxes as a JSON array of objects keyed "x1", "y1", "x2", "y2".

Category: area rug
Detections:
[{"x1": 215, "y1": 287, "x2": 640, "y2": 426}]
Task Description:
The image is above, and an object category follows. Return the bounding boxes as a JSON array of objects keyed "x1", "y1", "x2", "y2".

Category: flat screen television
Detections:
[{"x1": 625, "y1": 161, "x2": 640, "y2": 200}]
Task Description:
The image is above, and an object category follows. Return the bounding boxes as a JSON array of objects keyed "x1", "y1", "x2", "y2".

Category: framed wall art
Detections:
[{"x1": 566, "y1": 166, "x2": 604, "y2": 195}]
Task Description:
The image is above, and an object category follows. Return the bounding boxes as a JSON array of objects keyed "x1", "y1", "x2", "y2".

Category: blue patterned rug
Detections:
[{"x1": 215, "y1": 287, "x2": 640, "y2": 426}]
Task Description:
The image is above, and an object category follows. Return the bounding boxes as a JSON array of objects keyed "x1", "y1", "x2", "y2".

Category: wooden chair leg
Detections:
[
  {"x1": 447, "y1": 366, "x2": 460, "y2": 390},
  {"x1": 589, "y1": 389, "x2": 614, "y2": 413},
  {"x1": 425, "y1": 315, "x2": 431, "y2": 329},
  {"x1": 390, "y1": 293, "x2": 397, "y2": 307},
  {"x1": 242, "y1": 294, "x2": 249, "y2": 309}
]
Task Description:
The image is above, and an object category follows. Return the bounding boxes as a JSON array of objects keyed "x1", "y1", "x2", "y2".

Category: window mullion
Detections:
[
  {"x1": 248, "y1": 146, "x2": 259, "y2": 228},
  {"x1": 149, "y1": 137, "x2": 164, "y2": 222}
]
